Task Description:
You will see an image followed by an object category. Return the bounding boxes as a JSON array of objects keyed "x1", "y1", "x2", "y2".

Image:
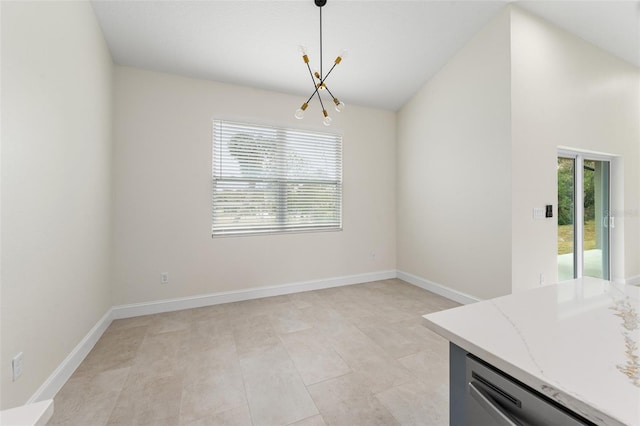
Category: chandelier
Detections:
[{"x1": 295, "y1": 0, "x2": 346, "y2": 126}]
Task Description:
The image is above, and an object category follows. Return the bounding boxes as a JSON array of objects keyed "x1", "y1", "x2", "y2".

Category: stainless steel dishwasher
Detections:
[{"x1": 465, "y1": 355, "x2": 594, "y2": 425}]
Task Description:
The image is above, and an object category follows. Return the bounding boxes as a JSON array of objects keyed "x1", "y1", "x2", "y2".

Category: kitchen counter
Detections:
[{"x1": 423, "y1": 277, "x2": 640, "y2": 425}]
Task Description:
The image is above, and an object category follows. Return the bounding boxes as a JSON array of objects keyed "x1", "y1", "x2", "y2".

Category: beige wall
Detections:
[
  {"x1": 511, "y1": 7, "x2": 640, "y2": 290},
  {"x1": 396, "y1": 9, "x2": 513, "y2": 300},
  {"x1": 397, "y1": 5, "x2": 639, "y2": 300},
  {"x1": 112, "y1": 67, "x2": 396, "y2": 305},
  {"x1": 1, "y1": 1, "x2": 113, "y2": 409}
]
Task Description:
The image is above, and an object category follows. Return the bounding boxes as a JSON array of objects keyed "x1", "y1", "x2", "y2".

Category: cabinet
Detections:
[{"x1": 450, "y1": 344, "x2": 594, "y2": 426}]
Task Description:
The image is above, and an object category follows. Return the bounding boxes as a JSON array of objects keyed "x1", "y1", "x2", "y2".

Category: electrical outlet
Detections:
[
  {"x1": 539, "y1": 273, "x2": 545, "y2": 285},
  {"x1": 161, "y1": 272, "x2": 169, "y2": 284},
  {"x1": 369, "y1": 251, "x2": 376, "y2": 261},
  {"x1": 12, "y1": 352, "x2": 23, "y2": 381}
]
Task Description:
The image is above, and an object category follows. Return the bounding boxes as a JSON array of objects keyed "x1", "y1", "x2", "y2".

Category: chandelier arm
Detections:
[
  {"x1": 320, "y1": 62, "x2": 338, "y2": 84},
  {"x1": 324, "y1": 85, "x2": 336, "y2": 99},
  {"x1": 305, "y1": 87, "x2": 320, "y2": 104},
  {"x1": 305, "y1": 61, "x2": 318, "y2": 87},
  {"x1": 316, "y1": 88, "x2": 327, "y2": 113}
]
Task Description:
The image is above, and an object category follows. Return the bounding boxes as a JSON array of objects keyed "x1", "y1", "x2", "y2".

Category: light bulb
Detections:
[
  {"x1": 335, "y1": 49, "x2": 348, "y2": 64},
  {"x1": 323, "y1": 116, "x2": 332, "y2": 126},
  {"x1": 299, "y1": 45, "x2": 309, "y2": 63},
  {"x1": 334, "y1": 100, "x2": 345, "y2": 112},
  {"x1": 295, "y1": 103, "x2": 308, "y2": 119},
  {"x1": 339, "y1": 49, "x2": 348, "y2": 59}
]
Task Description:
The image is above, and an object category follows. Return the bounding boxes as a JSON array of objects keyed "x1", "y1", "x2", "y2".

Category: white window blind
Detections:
[{"x1": 212, "y1": 120, "x2": 342, "y2": 236}]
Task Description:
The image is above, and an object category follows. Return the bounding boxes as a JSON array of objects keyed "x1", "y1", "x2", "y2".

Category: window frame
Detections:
[{"x1": 211, "y1": 120, "x2": 343, "y2": 237}]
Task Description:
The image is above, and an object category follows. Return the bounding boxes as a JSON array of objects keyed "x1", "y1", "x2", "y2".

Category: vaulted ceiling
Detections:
[{"x1": 91, "y1": 0, "x2": 640, "y2": 111}]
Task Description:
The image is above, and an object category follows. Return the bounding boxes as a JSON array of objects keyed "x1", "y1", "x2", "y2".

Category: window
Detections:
[{"x1": 212, "y1": 120, "x2": 342, "y2": 236}]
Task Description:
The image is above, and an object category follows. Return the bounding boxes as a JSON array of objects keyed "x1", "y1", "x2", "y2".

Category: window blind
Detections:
[{"x1": 212, "y1": 120, "x2": 342, "y2": 236}]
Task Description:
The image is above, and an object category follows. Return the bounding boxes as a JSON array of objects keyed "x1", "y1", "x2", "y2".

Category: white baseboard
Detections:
[
  {"x1": 28, "y1": 270, "x2": 395, "y2": 405},
  {"x1": 397, "y1": 270, "x2": 481, "y2": 305},
  {"x1": 27, "y1": 268, "x2": 461, "y2": 406},
  {"x1": 0, "y1": 399, "x2": 54, "y2": 426},
  {"x1": 627, "y1": 275, "x2": 640, "y2": 286},
  {"x1": 112, "y1": 270, "x2": 397, "y2": 319},
  {"x1": 27, "y1": 308, "x2": 113, "y2": 404}
]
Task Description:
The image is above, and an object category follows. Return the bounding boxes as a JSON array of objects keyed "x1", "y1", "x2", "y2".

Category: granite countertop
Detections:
[{"x1": 423, "y1": 277, "x2": 640, "y2": 426}]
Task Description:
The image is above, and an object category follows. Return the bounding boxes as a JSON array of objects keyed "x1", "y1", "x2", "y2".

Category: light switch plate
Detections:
[{"x1": 533, "y1": 208, "x2": 545, "y2": 219}]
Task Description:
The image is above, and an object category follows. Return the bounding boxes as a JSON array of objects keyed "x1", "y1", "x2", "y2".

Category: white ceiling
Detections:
[{"x1": 91, "y1": 0, "x2": 640, "y2": 111}]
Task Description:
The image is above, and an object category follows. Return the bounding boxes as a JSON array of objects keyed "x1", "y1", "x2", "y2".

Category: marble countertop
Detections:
[{"x1": 423, "y1": 277, "x2": 640, "y2": 426}]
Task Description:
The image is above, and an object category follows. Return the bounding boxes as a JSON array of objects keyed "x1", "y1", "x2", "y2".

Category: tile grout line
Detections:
[
  {"x1": 50, "y1": 279, "x2": 452, "y2": 425},
  {"x1": 231, "y1": 316, "x2": 257, "y2": 426},
  {"x1": 272, "y1": 308, "x2": 323, "y2": 425}
]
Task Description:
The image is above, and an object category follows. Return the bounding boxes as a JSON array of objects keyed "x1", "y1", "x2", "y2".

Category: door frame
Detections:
[{"x1": 558, "y1": 149, "x2": 613, "y2": 280}]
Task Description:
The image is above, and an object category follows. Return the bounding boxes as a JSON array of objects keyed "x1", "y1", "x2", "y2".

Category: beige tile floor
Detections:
[{"x1": 47, "y1": 279, "x2": 460, "y2": 426}]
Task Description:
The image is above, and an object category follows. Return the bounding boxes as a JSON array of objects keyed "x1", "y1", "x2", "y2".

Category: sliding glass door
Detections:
[
  {"x1": 557, "y1": 154, "x2": 610, "y2": 281},
  {"x1": 583, "y1": 159, "x2": 610, "y2": 279}
]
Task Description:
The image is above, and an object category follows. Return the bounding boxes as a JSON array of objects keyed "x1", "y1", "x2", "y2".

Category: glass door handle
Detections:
[{"x1": 469, "y1": 381, "x2": 521, "y2": 426}]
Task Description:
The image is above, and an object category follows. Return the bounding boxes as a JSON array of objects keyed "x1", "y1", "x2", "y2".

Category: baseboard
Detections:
[
  {"x1": 26, "y1": 270, "x2": 394, "y2": 405},
  {"x1": 27, "y1": 308, "x2": 113, "y2": 404},
  {"x1": 397, "y1": 270, "x2": 481, "y2": 305},
  {"x1": 112, "y1": 270, "x2": 397, "y2": 319},
  {"x1": 26, "y1": 268, "x2": 461, "y2": 406},
  {"x1": 0, "y1": 399, "x2": 54, "y2": 426},
  {"x1": 627, "y1": 275, "x2": 640, "y2": 286}
]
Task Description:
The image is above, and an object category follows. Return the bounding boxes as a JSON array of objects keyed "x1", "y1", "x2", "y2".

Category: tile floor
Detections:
[{"x1": 47, "y1": 279, "x2": 460, "y2": 426}]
